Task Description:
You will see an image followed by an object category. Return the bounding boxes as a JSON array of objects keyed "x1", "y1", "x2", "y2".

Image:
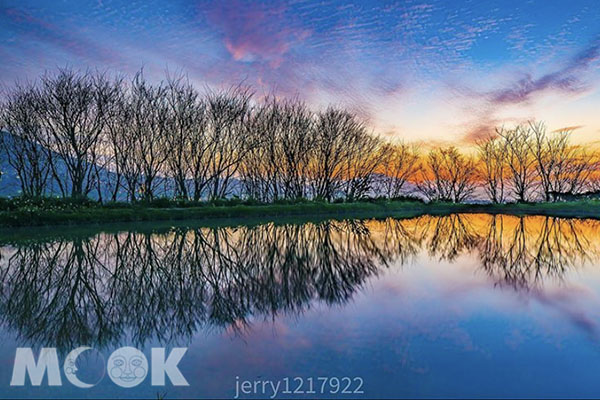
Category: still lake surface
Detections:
[{"x1": 1, "y1": 214, "x2": 600, "y2": 399}]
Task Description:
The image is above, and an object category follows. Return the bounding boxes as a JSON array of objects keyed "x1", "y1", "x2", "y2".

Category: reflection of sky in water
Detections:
[{"x1": 1, "y1": 215, "x2": 600, "y2": 398}]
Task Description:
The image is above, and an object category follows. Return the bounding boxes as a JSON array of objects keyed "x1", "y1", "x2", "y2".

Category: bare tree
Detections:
[
  {"x1": 204, "y1": 86, "x2": 254, "y2": 200},
  {"x1": 164, "y1": 74, "x2": 203, "y2": 199},
  {"x1": 378, "y1": 142, "x2": 420, "y2": 198},
  {"x1": 529, "y1": 122, "x2": 564, "y2": 201},
  {"x1": 277, "y1": 99, "x2": 315, "y2": 199},
  {"x1": 0, "y1": 82, "x2": 51, "y2": 197},
  {"x1": 103, "y1": 78, "x2": 131, "y2": 201},
  {"x1": 185, "y1": 101, "x2": 211, "y2": 201},
  {"x1": 128, "y1": 72, "x2": 171, "y2": 201},
  {"x1": 562, "y1": 147, "x2": 596, "y2": 195},
  {"x1": 497, "y1": 125, "x2": 537, "y2": 202},
  {"x1": 309, "y1": 107, "x2": 364, "y2": 201},
  {"x1": 240, "y1": 97, "x2": 316, "y2": 202},
  {"x1": 588, "y1": 152, "x2": 600, "y2": 192},
  {"x1": 527, "y1": 122, "x2": 597, "y2": 200},
  {"x1": 342, "y1": 131, "x2": 386, "y2": 201},
  {"x1": 477, "y1": 135, "x2": 506, "y2": 203},
  {"x1": 417, "y1": 146, "x2": 477, "y2": 202},
  {"x1": 240, "y1": 97, "x2": 282, "y2": 201},
  {"x1": 37, "y1": 68, "x2": 119, "y2": 198}
]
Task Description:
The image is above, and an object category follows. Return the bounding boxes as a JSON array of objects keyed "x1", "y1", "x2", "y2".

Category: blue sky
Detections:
[{"x1": 1, "y1": 0, "x2": 599, "y2": 145}]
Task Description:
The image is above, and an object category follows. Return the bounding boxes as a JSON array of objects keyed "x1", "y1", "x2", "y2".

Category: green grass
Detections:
[
  {"x1": 0, "y1": 199, "x2": 424, "y2": 227},
  {"x1": 0, "y1": 197, "x2": 598, "y2": 228},
  {"x1": 465, "y1": 200, "x2": 600, "y2": 218}
]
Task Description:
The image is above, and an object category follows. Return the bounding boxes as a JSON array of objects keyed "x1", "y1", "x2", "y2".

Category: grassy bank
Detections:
[
  {"x1": 0, "y1": 196, "x2": 599, "y2": 228},
  {"x1": 0, "y1": 198, "x2": 429, "y2": 228}
]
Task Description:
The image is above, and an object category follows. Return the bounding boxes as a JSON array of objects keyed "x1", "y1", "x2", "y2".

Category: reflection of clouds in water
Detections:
[
  {"x1": 505, "y1": 329, "x2": 526, "y2": 350},
  {"x1": 206, "y1": 282, "x2": 490, "y2": 377},
  {"x1": 0, "y1": 215, "x2": 598, "y2": 351},
  {"x1": 530, "y1": 285, "x2": 600, "y2": 342}
]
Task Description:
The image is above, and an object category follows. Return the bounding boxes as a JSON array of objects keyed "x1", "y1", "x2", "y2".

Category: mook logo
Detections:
[{"x1": 10, "y1": 347, "x2": 189, "y2": 388}]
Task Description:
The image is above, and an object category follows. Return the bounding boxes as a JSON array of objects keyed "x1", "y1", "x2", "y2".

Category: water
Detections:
[{"x1": 1, "y1": 214, "x2": 600, "y2": 399}]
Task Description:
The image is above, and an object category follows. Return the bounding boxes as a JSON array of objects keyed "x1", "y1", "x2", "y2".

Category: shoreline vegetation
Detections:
[
  {"x1": 1, "y1": 68, "x2": 600, "y2": 231},
  {"x1": 1, "y1": 197, "x2": 599, "y2": 228}
]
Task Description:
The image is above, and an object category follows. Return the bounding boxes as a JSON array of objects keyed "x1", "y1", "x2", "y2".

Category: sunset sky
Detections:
[{"x1": 1, "y1": 0, "x2": 599, "y2": 147}]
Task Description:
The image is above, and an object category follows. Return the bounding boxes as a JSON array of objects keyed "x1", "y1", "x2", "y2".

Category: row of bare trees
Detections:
[
  {"x1": 0, "y1": 69, "x2": 396, "y2": 202},
  {"x1": 476, "y1": 123, "x2": 600, "y2": 203},
  {"x1": 1, "y1": 68, "x2": 599, "y2": 203},
  {"x1": 417, "y1": 123, "x2": 600, "y2": 203}
]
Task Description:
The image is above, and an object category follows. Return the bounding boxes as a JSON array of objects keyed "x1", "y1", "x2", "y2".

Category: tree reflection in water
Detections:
[{"x1": 0, "y1": 215, "x2": 598, "y2": 350}]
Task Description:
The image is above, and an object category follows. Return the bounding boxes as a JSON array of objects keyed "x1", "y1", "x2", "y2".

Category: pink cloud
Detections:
[{"x1": 202, "y1": 1, "x2": 311, "y2": 67}]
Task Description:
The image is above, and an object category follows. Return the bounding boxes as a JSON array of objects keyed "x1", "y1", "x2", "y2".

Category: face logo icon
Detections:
[
  {"x1": 107, "y1": 347, "x2": 148, "y2": 388},
  {"x1": 63, "y1": 347, "x2": 105, "y2": 388}
]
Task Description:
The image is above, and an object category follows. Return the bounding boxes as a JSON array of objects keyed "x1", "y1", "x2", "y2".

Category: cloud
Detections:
[
  {"x1": 461, "y1": 120, "x2": 500, "y2": 143},
  {"x1": 552, "y1": 125, "x2": 584, "y2": 133},
  {"x1": 456, "y1": 38, "x2": 600, "y2": 143},
  {"x1": 202, "y1": 0, "x2": 310, "y2": 68},
  {"x1": 490, "y1": 38, "x2": 600, "y2": 106},
  {"x1": 0, "y1": 7, "x2": 119, "y2": 65},
  {"x1": 2, "y1": 0, "x2": 600, "y2": 146},
  {"x1": 531, "y1": 286, "x2": 600, "y2": 342}
]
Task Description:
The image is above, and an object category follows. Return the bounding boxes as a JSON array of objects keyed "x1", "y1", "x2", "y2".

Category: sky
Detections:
[{"x1": 1, "y1": 0, "x2": 599, "y2": 147}]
